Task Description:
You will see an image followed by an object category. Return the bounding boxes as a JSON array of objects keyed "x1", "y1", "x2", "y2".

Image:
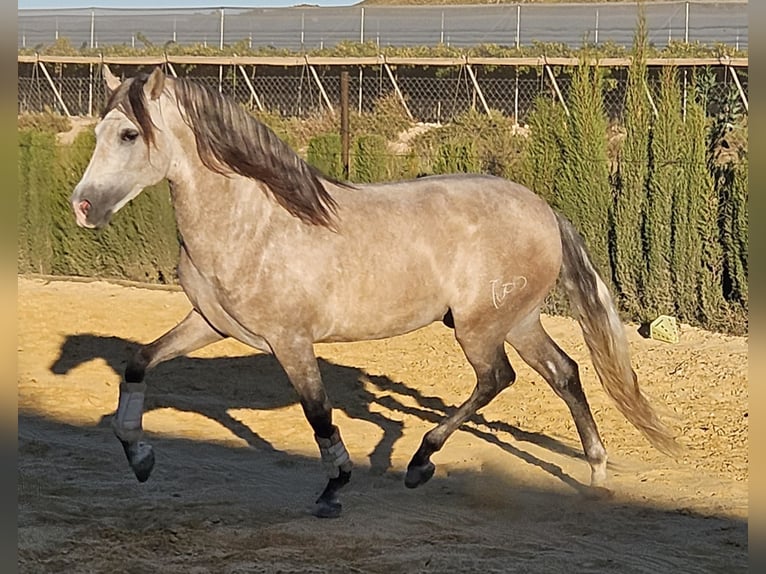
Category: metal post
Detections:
[
  {"x1": 308, "y1": 63, "x2": 335, "y2": 116},
  {"x1": 383, "y1": 62, "x2": 413, "y2": 120},
  {"x1": 88, "y1": 11, "x2": 95, "y2": 117},
  {"x1": 340, "y1": 71, "x2": 350, "y2": 180},
  {"x1": 88, "y1": 63, "x2": 93, "y2": 116},
  {"x1": 466, "y1": 63, "x2": 491, "y2": 115},
  {"x1": 55, "y1": 17, "x2": 59, "y2": 40},
  {"x1": 301, "y1": 12, "x2": 305, "y2": 49},
  {"x1": 360, "y1": 8, "x2": 365, "y2": 43},
  {"x1": 38, "y1": 61, "x2": 71, "y2": 117},
  {"x1": 220, "y1": 8, "x2": 225, "y2": 49},
  {"x1": 358, "y1": 68, "x2": 363, "y2": 114},
  {"x1": 515, "y1": 5, "x2": 521, "y2": 49},
  {"x1": 595, "y1": 9, "x2": 599, "y2": 45},
  {"x1": 514, "y1": 67, "x2": 519, "y2": 127},
  {"x1": 173, "y1": 18, "x2": 177, "y2": 43},
  {"x1": 237, "y1": 62, "x2": 264, "y2": 111},
  {"x1": 544, "y1": 64, "x2": 570, "y2": 116},
  {"x1": 219, "y1": 8, "x2": 225, "y2": 94},
  {"x1": 728, "y1": 64, "x2": 749, "y2": 112},
  {"x1": 440, "y1": 11, "x2": 445, "y2": 44},
  {"x1": 643, "y1": 79, "x2": 658, "y2": 118},
  {"x1": 684, "y1": 1, "x2": 689, "y2": 43}
]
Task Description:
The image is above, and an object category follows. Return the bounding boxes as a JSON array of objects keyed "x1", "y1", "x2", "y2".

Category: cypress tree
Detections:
[
  {"x1": 520, "y1": 95, "x2": 567, "y2": 206},
  {"x1": 555, "y1": 57, "x2": 612, "y2": 282},
  {"x1": 644, "y1": 66, "x2": 681, "y2": 318},
  {"x1": 724, "y1": 156, "x2": 748, "y2": 308},
  {"x1": 612, "y1": 11, "x2": 650, "y2": 320},
  {"x1": 686, "y1": 91, "x2": 725, "y2": 327},
  {"x1": 671, "y1": 96, "x2": 702, "y2": 323}
]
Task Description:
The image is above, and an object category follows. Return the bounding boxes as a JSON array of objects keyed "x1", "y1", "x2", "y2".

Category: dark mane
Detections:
[{"x1": 104, "y1": 73, "x2": 342, "y2": 228}]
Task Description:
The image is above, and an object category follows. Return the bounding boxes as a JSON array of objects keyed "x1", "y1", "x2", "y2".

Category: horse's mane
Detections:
[{"x1": 103, "y1": 73, "x2": 341, "y2": 228}]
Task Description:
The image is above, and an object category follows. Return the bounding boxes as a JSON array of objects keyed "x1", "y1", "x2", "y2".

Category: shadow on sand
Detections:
[
  {"x1": 18, "y1": 410, "x2": 748, "y2": 574},
  {"x1": 50, "y1": 333, "x2": 590, "y2": 489}
]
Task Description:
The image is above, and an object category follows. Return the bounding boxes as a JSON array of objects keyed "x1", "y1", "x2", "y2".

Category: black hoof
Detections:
[
  {"x1": 405, "y1": 461, "x2": 435, "y2": 489},
  {"x1": 314, "y1": 498, "x2": 343, "y2": 519},
  {"x1": 127, "y1": 442, "x2": 155, "y2": 483}
]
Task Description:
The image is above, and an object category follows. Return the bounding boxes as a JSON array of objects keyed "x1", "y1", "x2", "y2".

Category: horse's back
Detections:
[{"x1": 310, "y1": 174, "x2": 563, "y2": 338}]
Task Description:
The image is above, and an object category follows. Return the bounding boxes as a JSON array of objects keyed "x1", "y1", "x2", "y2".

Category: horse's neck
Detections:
[{"x1": 167, "y1": 159, "x2": 285, "y2": 262}]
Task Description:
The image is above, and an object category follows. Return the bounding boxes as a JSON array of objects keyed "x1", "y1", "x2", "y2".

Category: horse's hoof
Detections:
[
  {"x1": 314, "y1": 498, "x2": 343, "y2": 519},
  {"x1": 404, "y1": 461, "x2": 435, "y2": 489},
  {"x1": 584, "y1": 485, "x2": 613, "y2": 500},
  {"x1": 129, "y1": 442, "x2": 155, "y2": 483}
]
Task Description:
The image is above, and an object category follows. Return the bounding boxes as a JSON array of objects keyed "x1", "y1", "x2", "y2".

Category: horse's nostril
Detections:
[{"x1": 78, "y1": 200, "x2": 92, "y2": 216}]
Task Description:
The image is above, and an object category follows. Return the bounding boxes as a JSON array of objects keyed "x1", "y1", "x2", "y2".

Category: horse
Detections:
[{"x1": 70, "y1": 66, "x2": 679, "y2": 518}]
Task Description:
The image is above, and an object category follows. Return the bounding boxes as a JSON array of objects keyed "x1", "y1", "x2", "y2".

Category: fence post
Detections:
[
  {"x1": 234, "y1": 55, "x2": 264, "y2": 111},
  {"x1": 515, "y1": 5, "x2": 521, "y2": 49},
  {"x1": 465, "y1": 62, "x2": 490, "y2": 115},
  {"x1": 220, "y1": 8, "x2": 225, "y2": 49},
  {"x1": 595, "y1": 9, "x2": 599, "y2": 45},
  {"x1": 88, "y1": 10, "x2": 95, "y2": 115},
  {"x1": 340, "y1": 70, "x2": 350, "y2": 180},
  {"x1": 219, "y1": 8, "x2": 225, "y2": 93},
  {"x1": 308, "y1": 60, "x2": 335, "y2": 117},
  {"x1": 37, "y1": 60, "x2": 72, "y2": 117},
  {"x1": 685, "y1": 1, "x2": 689, "y2": 43},
  {"x1": 728, "y1": 63, "x2": 749, "y2": 112},
  {"x1": 440, "y1": 11, "x2": 445, "y2": 45},
  {"x1": 544, "y1": 62, "x2": 570, "y2": 116},
  {"x1": 383, "y1": 61, "x2": 413, "y2": 121},
  {"x1": 514, "y1": 67, "x2": 519, "y2": 127}
]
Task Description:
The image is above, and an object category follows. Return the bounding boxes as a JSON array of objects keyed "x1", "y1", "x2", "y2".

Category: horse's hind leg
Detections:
[
  {"x1": 115, "y1": 309, "x2": 224, "y2": 482},
  {"x1": 506, "y1": 314, "x2": 609, "y2": 492},
  {"x1": 405, "y1": 330, "x2": 515, "y2": 488}
]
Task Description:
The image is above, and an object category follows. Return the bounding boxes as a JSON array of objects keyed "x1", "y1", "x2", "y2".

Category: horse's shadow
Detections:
[{"x1": 50, "y1": 334, "x2": 586, "y2": 484}]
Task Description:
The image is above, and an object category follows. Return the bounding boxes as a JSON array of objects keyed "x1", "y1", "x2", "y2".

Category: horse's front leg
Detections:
[
  {"x1": 114, "y1": 309, "x2": 224, "y2": 481},
  {"x1": 273, "y1": 339, "x2": 352, "y2": 519}
]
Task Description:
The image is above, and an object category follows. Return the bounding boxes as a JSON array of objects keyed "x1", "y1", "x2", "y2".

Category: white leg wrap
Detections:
[
  {"x1": 112, "y1": 382, "x2": 146, "y2": 443},
  {"x1": 316, "y1": 427, "x2": 352, "y2": 479}
]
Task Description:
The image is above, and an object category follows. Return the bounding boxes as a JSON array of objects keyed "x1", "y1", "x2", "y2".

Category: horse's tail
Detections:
[{"x1": 554, "y1": 211, "x2": 681, "y2": 457}]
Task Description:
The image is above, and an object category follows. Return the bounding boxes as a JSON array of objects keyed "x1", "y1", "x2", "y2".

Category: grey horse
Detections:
[{"x1": 70, "y1": 66, "x2": 678, "y2": 518}]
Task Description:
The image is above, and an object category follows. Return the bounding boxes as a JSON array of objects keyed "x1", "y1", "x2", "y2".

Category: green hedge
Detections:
[{"x1": 18, "y1": 126, "x2": 179, "y2": 283}]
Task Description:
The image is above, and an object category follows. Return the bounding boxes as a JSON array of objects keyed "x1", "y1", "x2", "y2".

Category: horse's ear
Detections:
[
  {"x1": 103, "y1": 64, "x2": 121, "y2": 92},
  {"x1": 145, "y1": 67, "x2": 165, "y2": 101}
]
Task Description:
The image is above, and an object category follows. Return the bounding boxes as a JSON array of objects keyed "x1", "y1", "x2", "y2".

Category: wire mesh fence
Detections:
[
  {"x1": 18, "y1": 2, "x2": 748, "y2": 51},
  {"x1": 17, "y1": 59, "x2": 749, "y2": 126}
]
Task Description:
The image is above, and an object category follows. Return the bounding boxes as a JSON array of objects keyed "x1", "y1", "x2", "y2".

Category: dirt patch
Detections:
[
  {"x1": 388, "y1": 123, "x2": 438, "y2": 154},
  {"x1": 18, "y1": 276, "x2": 747, "y2": 573},
  {"x1": 55, "y1": 117, "x2": 96, "y2": 146}
]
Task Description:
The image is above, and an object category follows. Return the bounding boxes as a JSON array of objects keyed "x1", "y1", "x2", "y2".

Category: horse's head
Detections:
[{"x1": 71, "y1": 67, "x2": 172, "y2": 229}]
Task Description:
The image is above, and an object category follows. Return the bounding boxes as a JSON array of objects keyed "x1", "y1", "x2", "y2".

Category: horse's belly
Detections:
[{"x1": 316, "y1": 296, "x2": 448, "y2": 343}]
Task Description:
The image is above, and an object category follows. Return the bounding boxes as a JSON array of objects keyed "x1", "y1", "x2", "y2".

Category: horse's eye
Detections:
[{"x1": 120, "y1": 129, "x2": 139, "y2": 143}]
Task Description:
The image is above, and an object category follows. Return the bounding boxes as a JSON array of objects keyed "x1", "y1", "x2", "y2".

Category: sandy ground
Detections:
[{"x1": 18, "y1": 276, "x2": 748, "y2": 573}]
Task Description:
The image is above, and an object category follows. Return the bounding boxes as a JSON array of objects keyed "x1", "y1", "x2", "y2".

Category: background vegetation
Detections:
[{"x1": 17, "y1": 25, "x2": 748, "y2": 335}]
